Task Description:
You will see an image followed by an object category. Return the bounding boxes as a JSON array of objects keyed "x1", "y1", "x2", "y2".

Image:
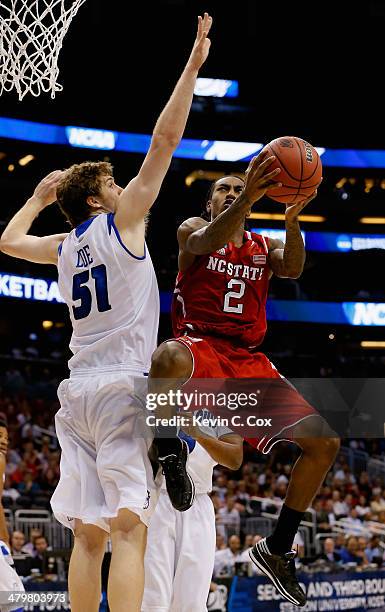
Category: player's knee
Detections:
[
  {"x1": 110, "y1": 509, "x2": 147, "y2": 540},
  {"x1": 74, "y1": 523, "x2": 107, "y2": 556},
  {"x1": 294, "y1": 416, "x2": 340, "y2": 461},
  {"x1": 301, "y1": 435, "x2": 340, "y2": 465},
  {"x1": 150, "y1": 341, "x2": 192, "y2": 379},
  {"x1": 318, "y1": 435, "x2": 340, "y2": 462}
]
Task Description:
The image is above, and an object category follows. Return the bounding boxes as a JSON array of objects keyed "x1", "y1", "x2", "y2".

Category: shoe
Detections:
[
  {"x1": 249, "y1": 538, "x2": 306, "y2": 607},
  {"x1": 158, "y1": 438, "x2": 195, "y2": 512}
]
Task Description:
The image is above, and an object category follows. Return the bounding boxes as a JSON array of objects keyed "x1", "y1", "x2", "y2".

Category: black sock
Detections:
[
  {"x1": 153, "y1": 431, "x2": 180, "y2": 457},
  {"x1": 266, "y1": 504, "x2": 305, "y2": 555}
]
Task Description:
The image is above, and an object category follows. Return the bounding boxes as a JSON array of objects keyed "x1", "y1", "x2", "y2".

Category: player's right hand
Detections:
[
  {"x1": 31, "y1": 170, "x2": 65, "y2": 209},
  {"x1": 243, "y1": 151, "x2": 282, "y2": 205},
  {"x1": 187, "y1": 13, "x2": 213, "y2": 71}
]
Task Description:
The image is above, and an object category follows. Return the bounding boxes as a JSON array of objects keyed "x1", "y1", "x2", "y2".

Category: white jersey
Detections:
[
  {"x1": 161, "y1": 409, "x2": 233, "y2": 494},
  {"x1": 57, "y1": 213, "x2": 159, "y2": 372}
]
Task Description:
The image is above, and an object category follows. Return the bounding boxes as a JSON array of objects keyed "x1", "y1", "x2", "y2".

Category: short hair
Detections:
[
  {"x1": 201, "y1": 175, "x2": 245, "y2": 221},
  {"x1": 0, "y1": 419, "x2": 7, "y2": 429},
  {"x1": 56, "y1": 161, "x2": 113, "y2": 228}
]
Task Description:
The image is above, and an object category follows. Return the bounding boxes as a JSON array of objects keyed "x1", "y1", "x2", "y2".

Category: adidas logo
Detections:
[{"x1": 216, "y1": 248, "x2": 226, "y2": 255}]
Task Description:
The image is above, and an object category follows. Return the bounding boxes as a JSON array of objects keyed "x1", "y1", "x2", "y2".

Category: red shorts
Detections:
[{"x1": 172, "y1": 334, "x2": 318, "y2": 454}]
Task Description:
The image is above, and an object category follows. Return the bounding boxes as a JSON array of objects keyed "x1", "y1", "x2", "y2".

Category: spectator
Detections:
[
  {"x1": 358, "y1": 472, "x2": 371, "y2": 498},
  {"x1": 314, "y1": 499, "x2": 333, "y2": 533},
  {"x1": 39, "y1": 467, "x2": 59, "y2": 493},
  {"x1": 235, "y1": 480, "x2": 250, "y2": 506},
  {"x1": 332, "y1": 490, "x2": 349, "y2": 518},
  {"x1": 18, "y1": 471, "x2": 41, "y2": 497},
  {"x1": 10, "y1": 530, "x2": 33, "y2": 578},
  {"x1": 356, "y1": 536, "x2": 369, "y2": 567},
  {"x1": 213, "y1": 535, "x2": 243, "y2": 578},
  {"x1": 324, "y1": 499, "x2": 336, "y2": 528},
  {"x1": 334, "y1": 533, "x2": 347, "y2": 556},
  {"x1": 370, "y1": 490, "x2": 385, "y2": 514},
  {"x1": 212, "y1": 475, "x2": 228, "y2": 501},
  {"x1": 316, "y1": 537, "x2": 341, "y2": 563},
  {"x1": 242, "y1": 534, "x2": 254, "y2": 550},
  {"x1": 342, "y1": 508, "x2": 364, "y2": 536},
  {"x1": 22, "y1": 528, "x2": 43, "y2": 556},
  {"x1": 355, "y1": 495, "x2": 371, "y2": 520},
  {"x1": 29, "y1": 536, "x2": 57, "y2": 577},
  {"x1": 1, "y1": 474, "x2": 20, "y2": 504},
  {"x1": 340, "y1": 536, "x2": 364, "y2": 565},
  {"x1": 215, "y1": 533, "x2": 226, "y2": 551},
  {"x1": 10, "y1": 530, "x2": 26, "y2": 555},
  {"x1": 217, "y1": 496, "x2": 240, "y2": 538},
  {"x1": 365, "y1": 535, "x2": 383, "y2": 565}
]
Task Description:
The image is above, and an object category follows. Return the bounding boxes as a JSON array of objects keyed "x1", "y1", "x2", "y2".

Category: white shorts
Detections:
[
  {"x1": 0, "y1": 541, "x2": 24, "y2": 612},
  {"x1": 142, "y1": 491, "x2": 216, "y2": 612},
  {"x1": 51, "y1": 368, "x2": 157, "y2": 533}
]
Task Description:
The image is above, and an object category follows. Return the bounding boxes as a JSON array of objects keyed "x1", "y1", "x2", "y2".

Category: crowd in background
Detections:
[{"x1": 1, "y1": 363, "x2": 385, "y2": 584}]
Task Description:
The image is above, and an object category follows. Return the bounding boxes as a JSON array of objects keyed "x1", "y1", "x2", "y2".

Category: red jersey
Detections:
[{"x1": 172, "y1": 231, "x2": 271, "y2": 347}]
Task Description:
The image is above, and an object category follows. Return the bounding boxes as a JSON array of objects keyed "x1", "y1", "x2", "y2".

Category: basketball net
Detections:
[{"x1": 0, "y1": 0, "x2": 87, "y2": 100}]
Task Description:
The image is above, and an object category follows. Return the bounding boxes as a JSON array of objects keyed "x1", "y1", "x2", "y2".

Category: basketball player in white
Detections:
[
  {"x1": 142, "y1": 411, "x2": 243, "y2": 612},
  {"x1": 0, "y1": 13, "x2": 213, "y2": 612},
  {"x1": 0, "y1": 419, "x2": 25, "y2": 612}
]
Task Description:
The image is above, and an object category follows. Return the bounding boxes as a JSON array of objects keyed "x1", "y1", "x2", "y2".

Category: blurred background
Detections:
[{"x1": 1, "y1": 1, "x2": 385, "y2": 609}]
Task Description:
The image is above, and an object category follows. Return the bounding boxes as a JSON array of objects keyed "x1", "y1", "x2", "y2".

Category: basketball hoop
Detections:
[{"x1": 0, "y1": 0, "x2": 87, "y2": 100}]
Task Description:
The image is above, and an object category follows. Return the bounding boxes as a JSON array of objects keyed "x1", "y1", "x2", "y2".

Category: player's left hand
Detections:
[
  {"x1": 187, "y1": 13, "x2": 213, "y2": 71},
  {"x1": 284, "y1": 184, "x2": 320, "y2": 221},
  {"x1": 31, "y1": 170, "x2": 65, "y2": 210},
  {"x1": 180, "y1": 411, "x2": 209, "y2": 440}
]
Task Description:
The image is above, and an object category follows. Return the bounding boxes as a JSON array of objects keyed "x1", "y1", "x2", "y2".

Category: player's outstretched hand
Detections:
[
  {"x1": 187, "y1": 12, "x2": 213, "y2": 71},
  {"x1": 181, "y1": 411, "x2": 209, "y2": 440},
  {"x1": 243, "y1": 151, "x2": 282, "y2": 206},
  {"x1": 31, "y1": 170, "x2": 65, "y2": 209},
  {"x1": 285, "y1": 183, "x2": 321, "y2": 221}
]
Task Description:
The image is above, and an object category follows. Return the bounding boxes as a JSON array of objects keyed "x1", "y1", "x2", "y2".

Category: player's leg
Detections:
[
  {"x1": 142, "y1": 492, "x2": 176, "y2": 611},
  {"x1": 108, "y1": 509, "x2": 147, "y2": 612},
  {"x1": 171, "y1": 494, "x2": 216, "y2": 612},
  {"x1": 68, "y1": 520, "x2": 108, "y2": 612},
  {"x1": 149, "y1": 340, "x2": 195, "y2": 511},
  {"x1": 250, "y1": 416, "x2": 339, "y2": 607},
  {"x1": 265, "y1": 416, "x2": 339, "y2": 555}
]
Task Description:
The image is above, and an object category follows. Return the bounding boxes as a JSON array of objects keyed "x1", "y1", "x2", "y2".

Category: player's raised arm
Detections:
[
  {"x1": 178, "y1": 152, "x2": 282, "y2": 256},
  {"x1": 114, "y1": 13, "x2": 212, "y2": 231},
  {"x1": 268, "y1": 189, "x2": 318, "y2": 278},
  {"x1": 0, "y1": 170, "x2": 68, "y2": 265}
]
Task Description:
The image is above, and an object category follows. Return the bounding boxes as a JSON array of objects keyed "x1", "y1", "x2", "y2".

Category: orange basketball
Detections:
[{"x1": 261, "y1": 136, "x2": 322, "y2": 204}]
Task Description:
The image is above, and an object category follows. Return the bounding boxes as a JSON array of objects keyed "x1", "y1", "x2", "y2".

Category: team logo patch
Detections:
[{"x1": 252, "y1": 254, "x2": 266, "y2": 264}]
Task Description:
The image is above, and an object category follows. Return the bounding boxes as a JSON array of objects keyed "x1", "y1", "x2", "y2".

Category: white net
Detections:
[{"x1": 0, "y1": 0, "x2": 87, "y2": 100}]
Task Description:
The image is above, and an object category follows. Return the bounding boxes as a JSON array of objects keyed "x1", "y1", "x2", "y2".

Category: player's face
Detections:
[
  {"x1": 0, "y1": 426, "x2": 8, "y2": 454},
  {"x1": 207, "y1": 177, "x2": 244, "y2": 220},
  {"x1": 98, "y1": 174, "x2": 123, "y2": 212}
]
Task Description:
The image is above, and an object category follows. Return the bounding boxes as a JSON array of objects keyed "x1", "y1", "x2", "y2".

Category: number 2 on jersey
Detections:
[
  {"x1": 223, "y1": 279, "x2": 245, "y2": 314},
  {"x1": 72, "y1": 264, "x2": 112, "y2": 320}
]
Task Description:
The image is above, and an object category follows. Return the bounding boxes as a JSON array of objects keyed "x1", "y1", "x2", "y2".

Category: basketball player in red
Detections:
[{"x1": 149, "y1": 151, "x2": 340, "y2": 607}]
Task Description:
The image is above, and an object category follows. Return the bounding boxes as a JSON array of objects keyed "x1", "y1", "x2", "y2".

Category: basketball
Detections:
[{"x1": 261, "y1": 136, "x2": 322, "y2": 204}]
